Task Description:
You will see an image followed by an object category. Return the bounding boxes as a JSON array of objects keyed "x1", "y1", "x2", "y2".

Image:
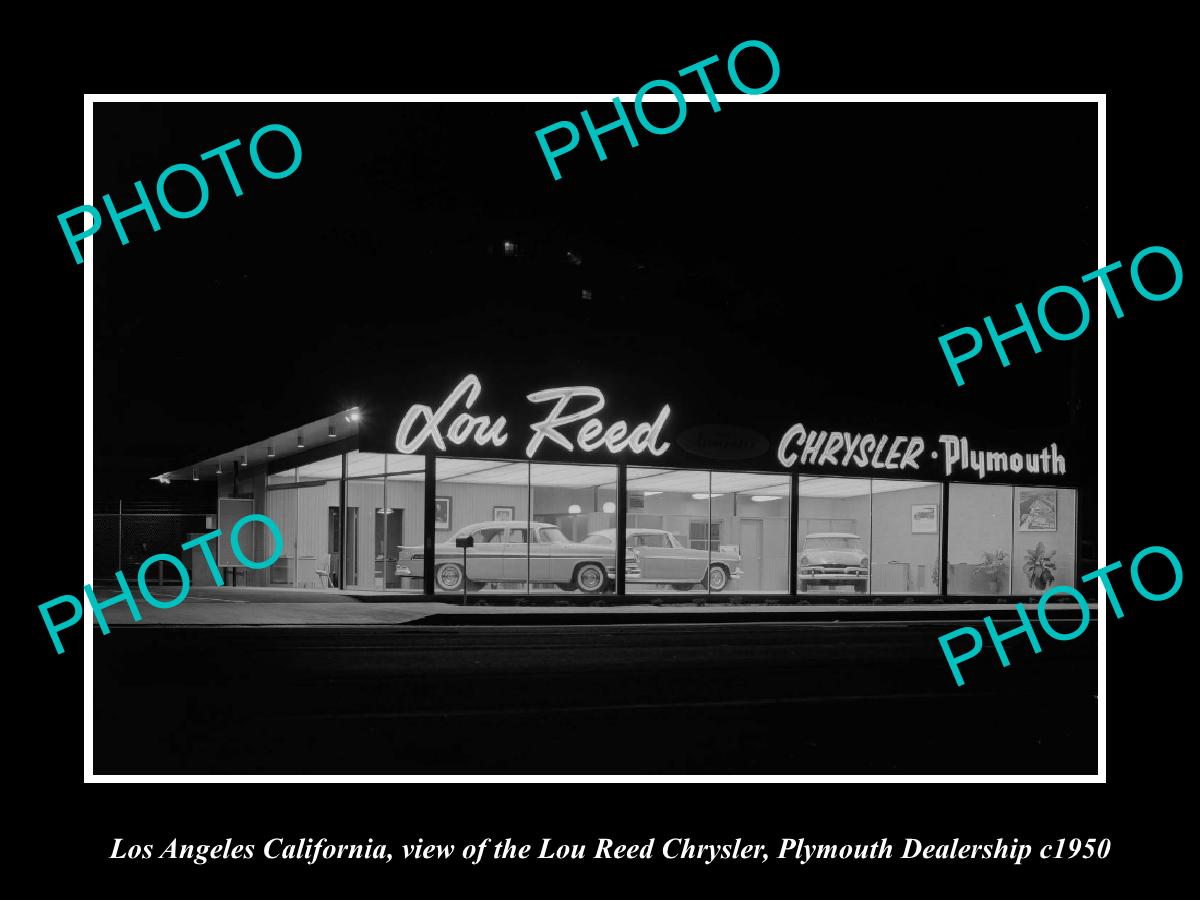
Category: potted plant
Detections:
[
  {"x1": 1023, "y1": 542, "x2": 1057, "y2": 591},
  {"x1": 979, "y1": 549, "x2": 1010, "y2": 594}
]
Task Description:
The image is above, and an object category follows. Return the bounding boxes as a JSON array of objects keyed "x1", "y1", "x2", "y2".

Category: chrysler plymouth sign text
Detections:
[{"x1": 776, "y1": 424, "x2": 1067, "y2": 479}]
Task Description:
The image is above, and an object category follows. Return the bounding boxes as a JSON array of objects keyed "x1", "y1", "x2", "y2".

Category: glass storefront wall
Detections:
[
  {"x1": 260, "y1": 448, "x2": 1076, "y2": 600},
  {"x1": 871, "y1": 480, "x2": 941, "y2": 595},
  {"x1": 383, "y1": 454, "x2": 425, "y2": 592},
  {"x1": 423, "y1": 459, "x2": 621, "y2": 596},
  {"x1": 530, "y1": 463, "x2": 618, "y2": 594},
  {"x1": 265, "y1": 468, "x2": 298, "y2": 587},
  {"x1": 711, "y1": 471, "x2": 791, "y2": 594},
  {"x1": 294, "y1": 457, "x2": 343, "y2": 589},
  {"x1": 1013, "y1": 486, "x2": 1076, "y2": 598},
  {"x1": 947, "y1": 484, "x2": 1013, "y2": 596},
  {"x1": 430, "y1": 458, "x2": 531, "y2": 595},
  {"x1": 623, "y1": 468, "x2": 717, "y2": 595},
  {"x1": 947, "y1": 483, "x2": 1078, "y2": 598},
  {"x1": 796, "y1": 476, "x2": 872, "y2": 597},
  {"x1": 343, "y1": 452, "x2": 385, "y2": 590},
  {"x1": 264, "y1": 452, "x2": 424, "y2": 591}
]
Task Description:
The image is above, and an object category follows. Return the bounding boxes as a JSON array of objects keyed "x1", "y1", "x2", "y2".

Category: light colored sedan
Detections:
[
  {"x1": 798, "y1": 532, "x2": 869, "y2": 593},
  {"x1": 583, "y1": 528, "x2": 743, "y2": 591},
  {"x1": 395, "y1": 520, "x2": 639, "y2": 593}
]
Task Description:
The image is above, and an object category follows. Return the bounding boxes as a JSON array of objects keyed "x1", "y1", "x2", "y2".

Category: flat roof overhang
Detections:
[{"x1": 151, "y1": 406, "x2": 363, "y2": 483}]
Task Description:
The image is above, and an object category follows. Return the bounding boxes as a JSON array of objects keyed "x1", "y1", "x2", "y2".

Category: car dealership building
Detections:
[{"x1": 156, "y1": 371, "x2": 1084, "y2": 602}]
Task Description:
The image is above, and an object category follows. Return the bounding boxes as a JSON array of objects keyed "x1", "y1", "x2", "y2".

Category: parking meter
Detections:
[{"x1": 454, "y1": 534, "x2": 474, "y2": 604}]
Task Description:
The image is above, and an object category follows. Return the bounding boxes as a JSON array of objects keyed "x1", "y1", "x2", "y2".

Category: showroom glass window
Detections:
[
  {"x1": 624, "y1": 467, "x2": 717, "y2": 596},
  {"x1": 530, "y1": 463, "x2": 619, "y2": 596},
  {"x1": 1012, "y1": 486, "x2": 1076, "y2": 598},
  {"x1": 384, "y1": 454, "x2": 426, "y2": 592},
  {"x1": 947, "y1": 484, "x2": 1013, "y2": 597},
  {"x1": 796, "y1": 476, "x2": 872, "y2": 598},
  {"x1": 710, "y1": 470, "x2": 792, "y2": 594},
  {"x1": 433, "y1": 458, "x2": 531, "y2": 595},
  {"x1": 871, "y1": 480, "x2": 942, "y2": 595},
  {"x1": 294, "y1": 456, "x2": 344, "y2": 589},
  {"x1": 343, "y1": 451, "x2": 386, "y2": 589},
  {"x1": 265, "y1": 464, "x2": 299, "y2": 586}
]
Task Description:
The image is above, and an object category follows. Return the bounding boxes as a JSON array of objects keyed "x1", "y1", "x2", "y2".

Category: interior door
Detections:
[{"x1": 739, "y1": 519, "x2": 763, "y2": 591}]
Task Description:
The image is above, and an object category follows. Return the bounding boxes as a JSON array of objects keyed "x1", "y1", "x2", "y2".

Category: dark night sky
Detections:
[{"x1": 92, "y1": 99, "x2": 1098, "y2": 497}]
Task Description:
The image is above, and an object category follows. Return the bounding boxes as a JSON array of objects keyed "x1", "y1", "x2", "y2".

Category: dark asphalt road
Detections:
[{"x1": 94, "y1": 620, "x2": 1098, "y2": 774}]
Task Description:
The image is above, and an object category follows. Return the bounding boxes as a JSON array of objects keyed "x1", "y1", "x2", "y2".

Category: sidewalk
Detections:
[{"x1": 88, "y1": 585, "x2": 1093, "y2": 627}]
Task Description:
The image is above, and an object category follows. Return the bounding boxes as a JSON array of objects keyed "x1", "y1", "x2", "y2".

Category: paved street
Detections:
[{"x1": 92, "y1": 603, "x2": 1098, "y2": 774}]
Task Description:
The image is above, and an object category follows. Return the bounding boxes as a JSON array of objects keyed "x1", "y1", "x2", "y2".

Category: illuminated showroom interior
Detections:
[{"x1": 159, "y1": 411, "x2": 1077, "y2": 599}]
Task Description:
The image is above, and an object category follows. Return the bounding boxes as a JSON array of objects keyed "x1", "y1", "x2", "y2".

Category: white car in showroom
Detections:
[
  {"x1": 395, "y1": 520, "x2": 639, "y2": 593},
  {"x1": 583, "y1": 527, "x2": 743, "y2": 591},
  {"x1": 797, "y1": 532, "x2": 869, "y2": 593}
]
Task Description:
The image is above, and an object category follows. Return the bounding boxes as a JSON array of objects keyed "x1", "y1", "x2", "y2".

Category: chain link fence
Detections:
[{"x1": 93, "y1": 501, "x2": 213, "y2": 584}]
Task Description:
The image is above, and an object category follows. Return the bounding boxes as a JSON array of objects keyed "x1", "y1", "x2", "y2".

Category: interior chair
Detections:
[{"x1": 314, "y1": 553, "x2": 332, "y2": 588}]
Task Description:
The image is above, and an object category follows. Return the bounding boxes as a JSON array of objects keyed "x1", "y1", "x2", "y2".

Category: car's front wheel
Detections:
[
  {"x1": 706, "y1": 565, "x2": 730, "y2": 592},
  {"x1": 573, "y1": 562, "x2": 608, "y2": 593}
]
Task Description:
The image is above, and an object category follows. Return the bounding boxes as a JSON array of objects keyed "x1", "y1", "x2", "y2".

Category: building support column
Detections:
[
  {"x1": 423, "y1": 454, "x2": 436, "y2": 597},
  {"x1": 789, "y1": 473, "x2": 799, "y2": 597},
  {"x1": 338, "y1": 453, "x2": 348, "y2": 590},
  {"x1": 615, "y1": 463, "x2": 628, "y2": 596}
]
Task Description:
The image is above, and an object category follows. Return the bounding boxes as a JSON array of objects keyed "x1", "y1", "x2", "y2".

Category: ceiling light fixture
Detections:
[
  {"x1": 692, "y1": 493, "x2": 725, "y2": 500},
  {"x1": 568, "y1": 504, "x2": 582, "y2": 515},
  {"x1": 216, "y1": 461, "x2": 223, "y2": 475},
  {"x1": 345, "y1": 406, "x2": 362, "y2": 423},
  {"x1": 297, "y1": 431, "x2": 305, "y2": 449},
  {"x1": 267, "y1": 444, "x2": 275, "y2": 458},
  {"x1": 192, "y1": 467, "x2": 199, "y2": 481},
  {"x1": 602, "y1": 501, "x2": 616, "y2": 514},
  {"x1": 751, "y1": 495, "x2": 783, "y2": 502},
  {"x1": 328, "y1": 420, "x2": 337, "y2": 438}
]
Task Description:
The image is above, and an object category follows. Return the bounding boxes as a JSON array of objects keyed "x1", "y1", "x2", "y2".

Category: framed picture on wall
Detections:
[
  {"x1": 434, "y1": 497, "x2": 452, "y2": 530},
  {"x1": 493, "y1": 506, "x2": 515, "y2": 522},
  {"x1": 1018, "y1": 488, "x2": 1057, "y2": 531},
  {"x1": 911, "y1": 504, "x2": 938, "y2": 533}
]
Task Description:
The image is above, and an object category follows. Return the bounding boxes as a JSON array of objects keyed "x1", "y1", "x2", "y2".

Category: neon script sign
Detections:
[{"x1": 395, "y1": 374, "x2": 671, "y2": 458}]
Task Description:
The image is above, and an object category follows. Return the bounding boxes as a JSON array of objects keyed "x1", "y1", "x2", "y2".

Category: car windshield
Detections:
[
  {"x1": 537, "y1": 527, "x2": 568, "y2": 544},
  {"x1": 805, "y1": 536, "x2": 862, "y2": 550}
]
